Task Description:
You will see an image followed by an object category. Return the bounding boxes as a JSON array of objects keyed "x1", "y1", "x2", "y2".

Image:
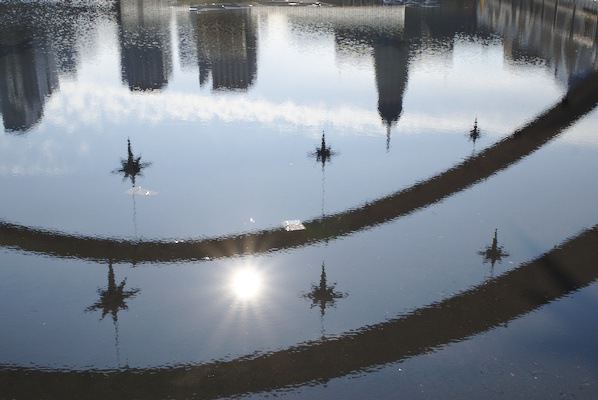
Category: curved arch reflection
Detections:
[
  {"x1": 1, "y1": 223, "x2": 597, "y2": 399},
  {"x1": 1, "y1": 70, "x2": 598, "y2": 264}
]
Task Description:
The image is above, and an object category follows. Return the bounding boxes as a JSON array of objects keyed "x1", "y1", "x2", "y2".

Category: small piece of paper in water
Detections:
[
  {"x1": 126, "y1": 187, "x2": 158, "y2": 196},
  {"x1": 283, "y1": 220, "x2": 305, "y2": 231}
]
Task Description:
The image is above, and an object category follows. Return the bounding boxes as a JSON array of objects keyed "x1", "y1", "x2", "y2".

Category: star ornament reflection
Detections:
[
  {"x1": 303, "y1": 263, "x2": 347, "y2": 316},
  {"x1": 479, "y1": 229, "x2": 510, "y2": 278},
  {"x1": 309, "y1": 131, "x2": 337, "y2": 169},
  {"x1": 86, "y1": 264, "x2": 140, "y2": 323},
  {"x1": 114, "y1": 138, "x2": 151, "y2": 187},
  {"x1": 469, "y1": 118, "x2": 481, "y2": 144}
]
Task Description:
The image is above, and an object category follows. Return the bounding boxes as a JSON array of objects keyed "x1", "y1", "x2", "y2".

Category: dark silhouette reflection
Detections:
[
  {"x1": 114, "y1": 138, "x2": 152, "y2": 188},
  {"x1": 86, "y1": 263, "x2": 140, "y2": 366},
  {"x1": 114, "y1": 138, "x2": 152, "y2": 238},
  {"x1": 193, "y1": 9, "x2": 257, "y2": 91},
  {"x1": 309, "y1": 132, "x2": 337, "y2": 215},
  {"x1": 86, "y1": 263, "x2": 140, "y2": 323},
  {"x1": 480, "y1": 0, "x2": 598, "y2": 89},
  {"x1": 374, "y1": 36, "x2": 409, "y2": 151},
  {"x1": 479, "y1": 229, "x2": 509, "y2": 278},
  {"x1": 468, "y1": 118, "x2": 482, "y2": 155},
  {"x1": 331, "y1": 9, "x2": 409, "y2": 151},
  {"x1": 2, "y1": 223, "x2": 597, "y2": 399},
  {"x1": 118, "y1": 0, "x2": 172, "y2": 91},
  {"x1": 469, "y1": 118, "x2": 480, "y2": 144},
  {"x1": 0, "y1": 6, "x2": 58, "y2": 133},
  {"x1": 0, "y1": 1, "x2": 118, "y2": 132},
  {"x1": 311, "y1": 131, "x2": 336, "y2": 169},
  {"x1": 303, "y1": 262, "x2": 347, "y2": 317}
]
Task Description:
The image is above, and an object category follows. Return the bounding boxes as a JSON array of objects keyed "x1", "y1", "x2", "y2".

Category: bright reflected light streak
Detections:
[
  {"x1": 201, "y1": 261, "x2": 282, "y2": 360},
  {"x1": 231, "y1": 267, "x2": 263, "y2": 300}
]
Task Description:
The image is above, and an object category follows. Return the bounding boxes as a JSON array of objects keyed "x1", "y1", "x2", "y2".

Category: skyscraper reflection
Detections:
[
  {"x1": 0, "y1": 1, "x2": 117, "y2": 133},
  {"x1": 193, "y1": 9, "x2": 258, "y2": 90},
  {"x1": 325, "y1": 6, "x2": 408, "y2": 150},
  {"x1": 480, "y1": 0, "x2": 598, "y2": 88},
  {"x1": 373, "y1": 36, "x2": 409, "y2": 151},
  {"x1": 0, "y1": 5, "x2": 58, "y2": 133},
  {"x1": 118, "y1": 0, "x2": 173, "y2": 91}
]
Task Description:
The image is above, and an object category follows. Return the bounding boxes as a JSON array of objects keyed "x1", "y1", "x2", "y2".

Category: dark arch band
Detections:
[
  {"x1": 1, "y1": 223, "x2": 597, "y2": 399},
  {"x1": 2, "y1": 70, "x2": 598, "y2": 264}
]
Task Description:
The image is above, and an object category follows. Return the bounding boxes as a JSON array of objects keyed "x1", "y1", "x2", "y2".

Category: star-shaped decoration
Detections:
[
  {"x1": 114, "y1": 138, "x2": 151, "y2": 187},
  {"x1": 469, "y1": 118, "x2": 481, "y2": 145},
  {"x1": 309, "y1": 132, "x2": 337, "y2": 169},
  {"x1": 86, "y1": 264, "x2": 140, "y2": 323},
  {"x1": 303, "y1": 262, "x2": 347, "y2": 316},
  {"x1": 479, "y1": 229, "x2": 510, "y2": 277}
]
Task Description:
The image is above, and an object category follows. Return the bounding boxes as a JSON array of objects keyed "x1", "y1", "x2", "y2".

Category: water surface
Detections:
[{"x1": 1, "y1": 0, "x2": 598, "y2": 398}]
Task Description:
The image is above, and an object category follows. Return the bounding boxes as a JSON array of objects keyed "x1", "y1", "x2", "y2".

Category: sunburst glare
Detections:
[{"x1": 231, "y1": 267, "x2": 263, "y2": 300}]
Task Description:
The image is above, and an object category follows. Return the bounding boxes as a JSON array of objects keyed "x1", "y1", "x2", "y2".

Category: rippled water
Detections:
[{"x1": 1, "y1": 0, "x2": 598, "y2": 398}]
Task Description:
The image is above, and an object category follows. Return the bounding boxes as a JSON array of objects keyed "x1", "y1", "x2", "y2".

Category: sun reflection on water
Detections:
[
  {"x1": 231, "y1": 267, "x2": 263, "y2": 300},
  {"x1": 197, "y1": 262, "x2": 279, "y2": 358}
]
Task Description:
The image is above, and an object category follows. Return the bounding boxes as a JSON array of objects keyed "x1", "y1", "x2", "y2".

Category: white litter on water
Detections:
[
  {"x1": 283, "y1": 220, "x2": 306, "y2": 231},
  {"x1": 126, "y1": 186, "x2": 158, "y2": 196}
]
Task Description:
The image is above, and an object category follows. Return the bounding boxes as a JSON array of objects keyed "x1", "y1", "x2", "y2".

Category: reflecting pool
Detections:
[{"x1": 1, "y1": 0, "x2": 598, "y2": 398}]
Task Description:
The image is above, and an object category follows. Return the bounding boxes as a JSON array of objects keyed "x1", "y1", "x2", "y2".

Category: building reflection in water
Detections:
[
  {"x1": 373, "y1": 35, "x2": 409, "y2": 151},
  {"x1": 480, "y1": 0, "x2": 598, "y2": 88},
  {"x1": 0, "y1": 4, "x2": 59, "y2": 133},
  {"x1": 193, "y1": 9, "x2": 257, "y2": 91},
  {"x1": 290, "y1": 5, "x2": 408, "y2": 150},
  {"x1": 479, "y1": 229, "x2": 510, "y2": 279},
  {"x1": 118, "y1": 0, "x2": 173, "y2": 91},
  {"x1": 0, "y1": 1, "x2": 119, "y2": 133}
]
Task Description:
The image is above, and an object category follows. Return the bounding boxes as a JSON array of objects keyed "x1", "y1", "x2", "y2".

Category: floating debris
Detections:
[
  {"x1": 189, "y1": 1, "x2": 331, "y2": 12},
  {"x1": 189, "y1": 2, "x2": 252, "y2": 12},
  {"x1": 126, "y1": 187, "x2": 158, "y2": 196},
  {"x1": 283, "y1": 220, "x2": 306, "y2": 231}
]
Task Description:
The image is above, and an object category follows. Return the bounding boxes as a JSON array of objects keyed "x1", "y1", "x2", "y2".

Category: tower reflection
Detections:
[
  {"x1": 0, "y1": 3, "x2": 59, "y2": 133},
  {"x1": 193, "y1": 9, "x2": 258, "y2": 91},
  {"x1": 118, "y1": 0, "x2": 172, "y2": 92},
  {"x1": 373, "y1": 35, "x2": 409, "y2": 151}
]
